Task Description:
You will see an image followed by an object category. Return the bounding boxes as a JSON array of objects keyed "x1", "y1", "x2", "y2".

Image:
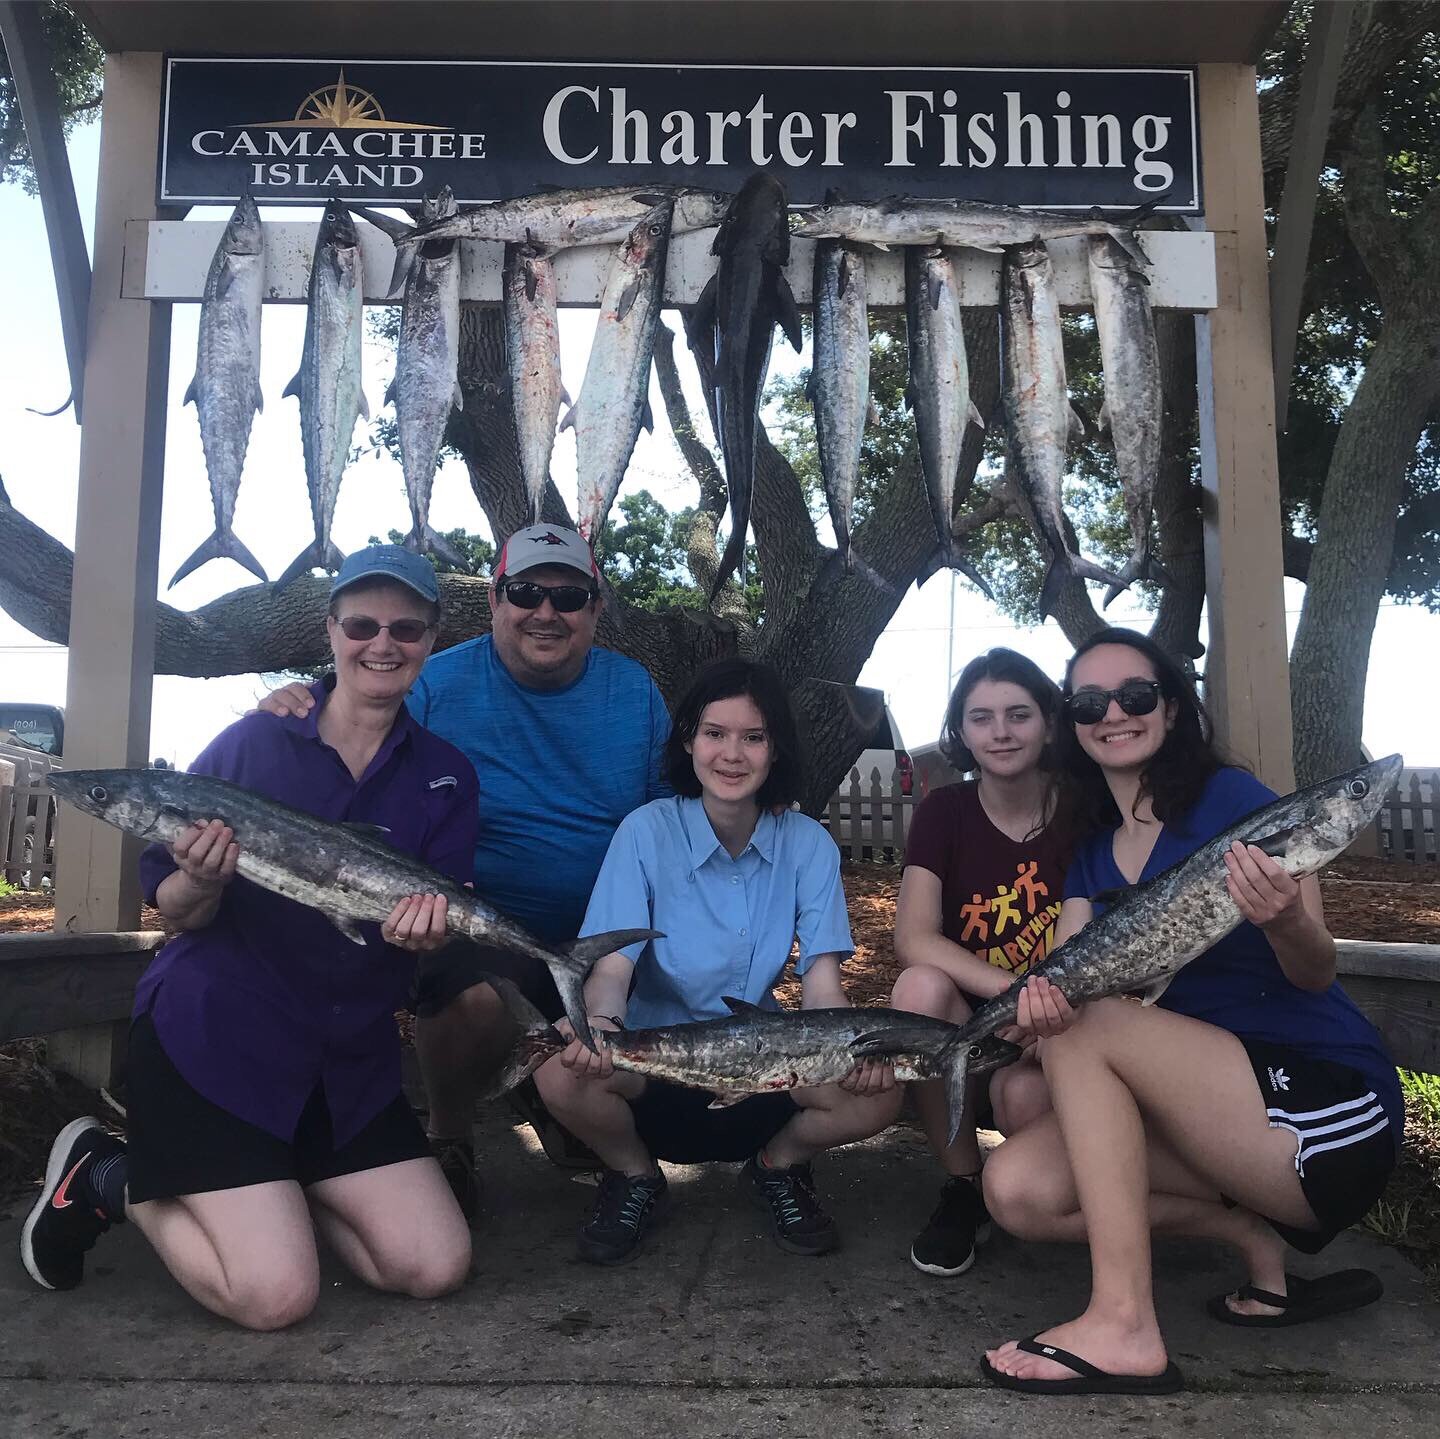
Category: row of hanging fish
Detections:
[{"x1": 176, "y1": 179, "x2": 1165, "y2": 612}]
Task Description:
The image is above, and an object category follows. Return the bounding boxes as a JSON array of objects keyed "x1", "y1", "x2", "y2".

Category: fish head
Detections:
[
  {"x1": 48, "y1": 767, "x2": 197, "y2": 843},
  {"x1": 674, "y1": 188, "x2": 732, "y2": 232},
  {"x1": 791, "y1": 200, "x2": 880, "y2": 242},
  {"x1": 221, "y1": 189, "x2": 264, "y2": 257},
  {"x1": 318, "y1": 197, "x2": 359, "y2": 251},
  {"x1": 624, "y1": 199, "x2": 675, "y2": 267},
  {"x1": 1262, "y1": 754, "x2": 1404, "y2": 866},
  {"x1": 419, "y1": 185, "x2": 458, "y2": 225}
]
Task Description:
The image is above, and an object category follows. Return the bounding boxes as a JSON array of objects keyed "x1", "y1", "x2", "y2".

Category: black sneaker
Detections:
[
  {"x1": 21, "y1": 1117, "x2": 125, "y2": 1291},
  {"x1": 741, "y1": 1156, "x2": 840, "y2": 1257},
  {"x1": 909, "y1": 1175, "x2": 992, "y2": 1277},
  {"x1": 578, "y1": 1169, "x2": 668, "y2": 1265},
  {"x1": 430, "y1": 1135, "x2": 480, "y2": 1228},
  {"x1": 508, "y1": 1077, "x2": 603, "y2": 1171}
]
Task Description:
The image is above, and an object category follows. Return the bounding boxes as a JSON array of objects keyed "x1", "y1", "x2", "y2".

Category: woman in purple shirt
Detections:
[{"x1": 22, "y1": 547, "x2": 480, "y2": 1329}]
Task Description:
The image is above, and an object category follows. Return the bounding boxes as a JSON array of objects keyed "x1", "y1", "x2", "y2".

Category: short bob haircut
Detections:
[
  {"x1": 664, "y1": 658, "x2": 804, "y2": 810},
  {"x1": 939, "y1": 647, "x2": 1063, "y2": 774},
  {"x1": 1053, "y1": 626, "x2": 1231, "y2": 847}
]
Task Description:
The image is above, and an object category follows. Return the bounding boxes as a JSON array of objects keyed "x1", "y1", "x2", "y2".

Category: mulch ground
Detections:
[{"x1": 3, "y1": 857, "x2": 1439, "y2": 1275}]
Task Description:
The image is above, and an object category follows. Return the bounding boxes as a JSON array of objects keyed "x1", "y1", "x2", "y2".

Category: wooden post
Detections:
[
  {"x1": 49, "y1": 53, "x2": 171, "y2": 1089},
  {"x1": 1194, "y1": 63, "x2": 1296, "y2": 793}
]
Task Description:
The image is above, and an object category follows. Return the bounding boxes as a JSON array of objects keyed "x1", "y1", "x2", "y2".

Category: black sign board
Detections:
[{"x1": 161, "y1": 57, "x2": 1200, "y2": 211}]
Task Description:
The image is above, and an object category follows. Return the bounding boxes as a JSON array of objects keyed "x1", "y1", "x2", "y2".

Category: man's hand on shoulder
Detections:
[{"x1": 251, "y1": 682, "x2": 316, "y2": 719}]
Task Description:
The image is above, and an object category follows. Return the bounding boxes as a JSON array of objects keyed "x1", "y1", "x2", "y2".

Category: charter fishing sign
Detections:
[{"x1": 160, "y1": 58, "x2": 1200, "y2": 210}]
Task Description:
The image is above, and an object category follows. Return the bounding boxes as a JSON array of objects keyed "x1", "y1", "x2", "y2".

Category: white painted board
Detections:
[{"x1": 134, "y1": 221, "x2": 1216, "y2": 311}]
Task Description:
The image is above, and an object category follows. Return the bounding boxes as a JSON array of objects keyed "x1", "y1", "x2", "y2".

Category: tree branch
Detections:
[{"x1": 1340, "y1": 100, "x2": 1408, "y2": 300}]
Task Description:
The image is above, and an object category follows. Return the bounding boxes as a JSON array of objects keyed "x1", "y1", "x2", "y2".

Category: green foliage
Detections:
[
  {"x1": 371, "y1": 527, "x2": 490, "y2": 576},
  {"x1": 0, "y1": 877, "x2": 16, "y2": 899},
  {"x1": 0, "y1": 3, "x2": 103, "y2": 193}
]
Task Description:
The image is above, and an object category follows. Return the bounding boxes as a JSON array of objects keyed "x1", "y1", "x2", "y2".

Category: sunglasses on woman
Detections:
[
  {"x1": 497, "y1": 579, "x2": 597, "y2": 613},
  {"x1": 335, "y1": 616, "x2": 433, "y2": 644},
  {"x1": 1064, "y1": 679, "x2": 1163, "y2": 725}
]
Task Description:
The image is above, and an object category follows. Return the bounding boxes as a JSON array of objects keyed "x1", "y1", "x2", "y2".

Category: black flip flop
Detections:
[
  {"x1": 980, "y1": 1336, "x2": 1185, "y2": 1396},
  {"x1": 1206, "y1": 1269, "x2": 1383, "y2": 1328}
]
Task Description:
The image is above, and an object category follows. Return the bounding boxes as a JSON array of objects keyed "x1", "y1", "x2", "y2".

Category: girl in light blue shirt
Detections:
[{"x1": 535, "y1": 659, "x2": 901, "y2": 1266}]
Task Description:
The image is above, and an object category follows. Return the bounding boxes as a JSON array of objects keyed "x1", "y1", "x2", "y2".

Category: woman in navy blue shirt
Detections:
[{"x1": 981, "y1": 628, "x2": 1400, "y2": 1396}]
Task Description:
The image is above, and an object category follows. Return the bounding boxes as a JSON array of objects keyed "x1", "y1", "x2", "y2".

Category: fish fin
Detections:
[
  {"x1": 1102, "y1": 556, "x2": 1144, "y2": 610},
  {"x1": 866, "y1": 395, "x2": 880, "y2": 428},
  {"x1": 324, "y1": 540, "x2": 346, "y2": 574},
  {"x1": 543, "y1": 926, "x2": 663, "y2": 1053},
  {"x1": 690, "y1": 272, "x2": 719, "y2": 338},
  {"x1": 167, "y1": 530, "x2": 269, "y2": 589},
  {"x1": 282, "y1": 371, "x2": 302, "y2": 400},
  {"x1": 523, "y1": 259, "x2": 538, "y2": 302},
  {"x1": 273, "y1": 542, "x2": 323, "y2": 590},
  {"x1": 214, "y1": 265, "x2": 236, "y2": 301},
  {"x1": 1071, "y1": 554, "x2": 1129, "y2": 596},
  {"x1": 252, "y1": 382, "x2": 264, "y2": 414},
  {"x1": 903, "y1": 384, "x2": 914, "y2": 412},
  {"x1": 386, "y1": 242, "x2": 417, "y2": 298},
  {"x1": 1139, "y1": 974, "x2": 1174, "y2": 1007},
  {"x1": 706, "y1": 1091, "x2": 754, "y2": 1110},
  {"x1": 352, "y1": 205, "x2": 413, "y2": 241},
  {"x1": 327, "y1": 913, "x2": 368, "y2": 945},
  {"x1": 837, "y1": 249, "x2": 852, "y2": 299},
  {"x1": 926, "y1": 266, "x2": 943, "y2": 311},
  {"x1": 774, "y1": 271, "x2": 804, "y2": 352},
  {"x1": 614, "y1": 272, "x2": 644, "y2": 323},
  {"x1": 423, "y1": 526, "x2": 468, "y2": 569},
  {"x1": 1089, "y1": 887, "x2": 1130, "y2": 906},
  {"x1": 940, "y1": 1040, "x2": 975, "y2": 1148},
  {"x1": 475, "y1": 1030, "x2": 563, "y2": 1103},
  {"x1": 630, "y1": 192, "x2": 667, "y2": 207},
  {"x1": 641, "y1": 396, "x2": 654, "y2": 433},
  {"x1": 708, "y1": 525, "x2": 747, "y2": 606},
  {"x1": 721, "y1": 995, "x2": 765, "y2": 1015},
  {"x1": 183, "y1": 376, "x2": 197, "y2": 407},
  {"x1": 561, "y1": 929, "x2": 663, "y2": 967},
  {"x1": 483, "y1": 970, "x2": 554, "y2": 1036},
  {"x1": 967, "y1": 400, "x2": 985, "y2": 432},
  {"x1": 558, "y1": 400, "x2": 578, "y2": 433},
  {"x1": 560, "y1": 385, "x2": 572, "y2": 407},
  {"x1": 1038, "y1": 552, "x2": 1071, "y2": 621},
  {"x1": 1097, "y1": 400, "x2": 1112, "y2": 436},
  {"x1": 358, "y1": 390, "x2": 370, "y2": 420},
  {"x1": 340, "y1": 822, "x2": 391, "y2": 839},
  {"x1": 1256, "y1": 826, "x2": 1301, "y2": 859},
  {"x1": 384, "y1": 378, "x2": 396, "y2": 407},
  {"x1": 1068, "y1": 405, "x2": 1086, "y2": 442},
  {"x1": 869, "y1": 240, "x2": 891, "y2": 252},
  {"x1": 920, "y1": 543, "x2": 994, "y2": 600},
  {"x1": 451, "y1": 382, "x2": 464, "y2": 411}
]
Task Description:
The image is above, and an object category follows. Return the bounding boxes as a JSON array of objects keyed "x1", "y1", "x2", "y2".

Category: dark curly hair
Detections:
[
  {"x1": 664, "y1": 658, "x2": 803, "y2": 809},
  {"x1": 939, "y1": 647, "x2": 1063, "y2": 774},
  {"x1": 1052, "y1": 627, "x2": 1234, "y2": 849}
]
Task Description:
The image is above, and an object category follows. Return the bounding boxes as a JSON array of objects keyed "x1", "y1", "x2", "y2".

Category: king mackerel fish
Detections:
[
  {"x1": 936, "y1": 755, "x2": 1403, "y2": 1101},
  {"x1": 48, "y1": 768, "x2": 661, "y2": 1053}
]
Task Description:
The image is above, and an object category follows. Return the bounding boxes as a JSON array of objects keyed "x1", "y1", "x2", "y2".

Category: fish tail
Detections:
[
  {"x1": 403, "y1": 524, "x2": 466, "y2": 570},
  {"x1": 939, "y1": 1040, "x2": 976, "y2": 1148},
  {"x1": 167, "y1": 529, "x2": 269, "y2": 589},
  {"x1": 1038, "y1": 551, "x2": 1070, "y2": 621},
  {"x1": 386, "y1": 240, "x2": 418, "y2": 298},
  {"x1": 273, "y1": 541, "x2": 326, "y2": 590},
  {"x1": 476, "y1": 1029, "x2": 565, "y2": 1102},
  {"x1": 708, "y1": 524, "x2": 747, "y2": 606},
  {"x1": 545, "y1": 928, "x2": 664, "y2": 1052},
  {"x1": 1102, "y1": 554, "x2": 1145, "y2": 610}
]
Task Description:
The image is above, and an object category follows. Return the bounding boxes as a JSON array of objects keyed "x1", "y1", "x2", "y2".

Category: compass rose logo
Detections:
[{"x1": 261, "y1": 70, "x2": 444, "y2": 131}]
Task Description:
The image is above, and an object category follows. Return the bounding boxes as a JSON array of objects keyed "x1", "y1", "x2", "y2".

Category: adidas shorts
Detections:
[{"x1": 1241, "y1": 1038, "x2": 1399, "y2": 1254}]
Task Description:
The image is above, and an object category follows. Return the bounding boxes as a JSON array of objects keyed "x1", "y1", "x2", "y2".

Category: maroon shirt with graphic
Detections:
[{"x1": 903, "y1": 781, "x2": 1069, "y2": 989}]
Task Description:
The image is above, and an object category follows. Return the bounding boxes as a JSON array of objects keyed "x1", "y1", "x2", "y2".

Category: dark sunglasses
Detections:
[
  {"x1": 1064, "y1": 679, "x2": 1163, "y2": 726},
  {"x1": 497, "y1": 579, "x2": 597, "y2": 613},
  {"x1": 336, "y1": 615, "x2": 433, "y2": 644}
]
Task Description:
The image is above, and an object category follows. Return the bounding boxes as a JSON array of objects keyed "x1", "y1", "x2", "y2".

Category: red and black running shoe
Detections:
[{"x1": 20, "y1": 1117, "x2": 126, "y2": 1291}]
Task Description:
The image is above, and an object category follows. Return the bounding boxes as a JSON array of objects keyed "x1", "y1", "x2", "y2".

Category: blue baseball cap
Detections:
[{"x1": 329, "y1": 545, "x2": 440, "y2": 604}]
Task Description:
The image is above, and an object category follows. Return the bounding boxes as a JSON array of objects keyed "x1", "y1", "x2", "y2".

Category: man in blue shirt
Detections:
[{"x1": 260, "y1": 526, "x2": 671, "y2": 1222}]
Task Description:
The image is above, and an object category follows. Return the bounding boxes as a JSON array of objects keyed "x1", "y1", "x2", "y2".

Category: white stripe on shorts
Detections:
[{"x1": 1267, "y1": 1089, "x2": 1389, "y2": 1177}]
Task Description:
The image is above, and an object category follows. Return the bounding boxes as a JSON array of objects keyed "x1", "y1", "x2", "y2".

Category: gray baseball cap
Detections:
[{"x1": 493, "y1": 524, "x2": 599, "y2": 582}]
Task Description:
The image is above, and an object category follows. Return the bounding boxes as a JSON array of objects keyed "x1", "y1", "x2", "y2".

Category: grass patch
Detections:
[
  {"x1": 1362, "y1": 1069, "x2": 1440, "y2": 1292},
  {"x1": 0, "y1": 879, "x2": 16, "y2": 899}
]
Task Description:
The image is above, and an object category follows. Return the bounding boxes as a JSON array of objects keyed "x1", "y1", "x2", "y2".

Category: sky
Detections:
[{"x1": 1, "y1": 119, "x2": 1436, "y2": 772}]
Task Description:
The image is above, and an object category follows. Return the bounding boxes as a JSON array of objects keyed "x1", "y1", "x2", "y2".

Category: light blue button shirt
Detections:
[{"x1": 580, "y1": 795, "x2": 854, "y2": 1028}]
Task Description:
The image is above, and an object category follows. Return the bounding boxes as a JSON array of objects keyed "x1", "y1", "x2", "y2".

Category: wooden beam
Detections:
[
  {"x1": 1193, "y1": 63, "x2": 1295, "y2": 792},
  {"x1": 1336, "y1": 940, "x2": 1440, "y2": 1077},
  {"x1": 0, "y1": 932, "x2": 163, "y2": 1044},
  {"x1": 50, "y1": 52, "x2": 171, "y2": 1090},
  {"x1": 1270, "y1": 0, "x2": 1355, "y2": 429},
  {"x1": 0, "y1": 0, "x2": 93, "y2": 423}
]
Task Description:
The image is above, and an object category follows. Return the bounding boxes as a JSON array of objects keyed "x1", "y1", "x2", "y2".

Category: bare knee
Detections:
[
  {"x1": 990, "y1": 1063, "x2": 1052, "y2": 1136},
  {"x1": 227, "y1": 1272, "x2": 320, "y2": 1331},
  {"x1": 533, "y1": 1054, "x2": 587, "y2": 1117},
  {"x1": 386, "y1": 1241, "x2": 471, "y2": 1300},
  {"x1": 891, "y1": 965, "x2": 971, "y2": 1020},
  {"x1": 982, "y1": 1138, "x2": 1072, "y2": 1240}
]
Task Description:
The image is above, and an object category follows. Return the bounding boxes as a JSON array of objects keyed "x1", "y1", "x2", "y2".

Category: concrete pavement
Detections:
[{"x1": 2, "y1": 1109, "x2": 1437, "y2": 1437}]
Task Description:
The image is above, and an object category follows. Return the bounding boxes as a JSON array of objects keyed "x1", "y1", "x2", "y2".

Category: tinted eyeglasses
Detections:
[
  {"x1": 1064, "y1": 679, "x2": 1163, "y2": 725},
  {"x1": 335, "y1": 615, "x2": 433, "y2": 644},
  {"x1": 497, "y1": 579, "x2": 597, "y2": 613}
]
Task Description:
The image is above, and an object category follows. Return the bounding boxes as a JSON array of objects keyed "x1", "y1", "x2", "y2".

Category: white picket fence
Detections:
[
  {"x1": 824, "y1": 767, "x2": 917, "y2": 863},
  {"x1": 0, "y1": 741, "x2": 60, "y2": 889}
]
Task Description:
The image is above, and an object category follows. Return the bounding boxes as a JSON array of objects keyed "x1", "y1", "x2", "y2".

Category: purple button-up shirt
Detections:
[{"x1": 136, "y1": 683, "x2": 479, "y2": 1147}]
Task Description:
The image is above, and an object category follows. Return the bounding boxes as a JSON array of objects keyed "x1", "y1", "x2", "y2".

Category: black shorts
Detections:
[
  {"x1": 125, "y1": 1013, "x2": 430, "y2": 1203},
  {"x1": 629, "y1": 1078, "x2": 798, "y2": 1164},
  {"x1": 413, "y1": 942, "x2": 560, "y2": 1022},
  {"x1": 1242, "y1": 1038, "x2": 1399, "y2": 1254}
]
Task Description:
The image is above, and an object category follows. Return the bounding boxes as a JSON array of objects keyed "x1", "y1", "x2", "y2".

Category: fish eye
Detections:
[
  {"x1": 649, "y1": 222, "x2": 663, "y2": 235},
  {"x1": 1348, "y1": 778, "x2": 1370, "y2": 798},
  {"x1": 87, "y1": 784, "x2": 108, "y2": 802}
]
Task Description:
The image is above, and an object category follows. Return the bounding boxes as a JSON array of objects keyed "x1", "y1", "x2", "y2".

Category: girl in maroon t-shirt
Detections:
[{"x1": 891, "y1": 647, "x2": 1069, "y2": 1278}]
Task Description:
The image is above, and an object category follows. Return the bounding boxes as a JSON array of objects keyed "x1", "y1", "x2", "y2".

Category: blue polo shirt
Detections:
[
  {"x1": 579, "y1": 796, "x2": 854, "y2": 1028},
  {"x1": 136, "y1": 683, "x2": 479, "y2": 1147},
  {"x1": 407, "y1": 635, "x2": 671, "y2": 942},
  {"x1": 1064, "y1": 766, "x2": 1403, "y2": 1138}
]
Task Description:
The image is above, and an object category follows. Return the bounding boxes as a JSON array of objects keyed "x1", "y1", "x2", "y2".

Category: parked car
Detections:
[{"x1": 0, "y1": 702, "x2": 65, "y2": 757}]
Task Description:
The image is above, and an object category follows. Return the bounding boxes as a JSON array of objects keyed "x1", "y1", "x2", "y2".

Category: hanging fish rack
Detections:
[{"x1": 126, "y1": 221, "x2": 1217, "y2": 310}]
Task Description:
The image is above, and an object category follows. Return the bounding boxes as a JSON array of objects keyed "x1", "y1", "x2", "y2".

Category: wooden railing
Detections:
[{"x1": 0, "y1": 742, "x2": 59, "y2": 889}]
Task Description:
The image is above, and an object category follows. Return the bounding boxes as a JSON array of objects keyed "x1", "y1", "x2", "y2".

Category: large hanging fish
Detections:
[
  {"x1": 276, "y1": 199, "x2": 368, "y2": 589},
  {"x1": 563, "y1": 200, "x2": 673, "y2": 544},
  {"x1": 691, "y1": 174, "x2": 802, "y2": 604},
  {"x1": 387, "y1": 188, "x2": 465, "y2": 567},
  {"x1": 503, "y1": 240, "x2": 567, "y2": 527},
  {"x1": 171, "y1": 190, "x2": 268, "y2": 588}
]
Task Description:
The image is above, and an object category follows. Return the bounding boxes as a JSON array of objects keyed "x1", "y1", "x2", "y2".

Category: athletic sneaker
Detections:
[
  {"x1": 909, "y1": 1175, "x2": 992, "y2": 1276},
  {"x1": 741, "y1": 1156, "x2": 840, "y2": 1256},
  {"x1": 430, "y1": 1135, "x2": 480, "y2": 1227},
  {"x1": 578, "y1": 1169, "x2": 668, "y2": 1265},
  {"x1": 21, "y1": 1117, "x2": 126, "y2": 1291}
]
